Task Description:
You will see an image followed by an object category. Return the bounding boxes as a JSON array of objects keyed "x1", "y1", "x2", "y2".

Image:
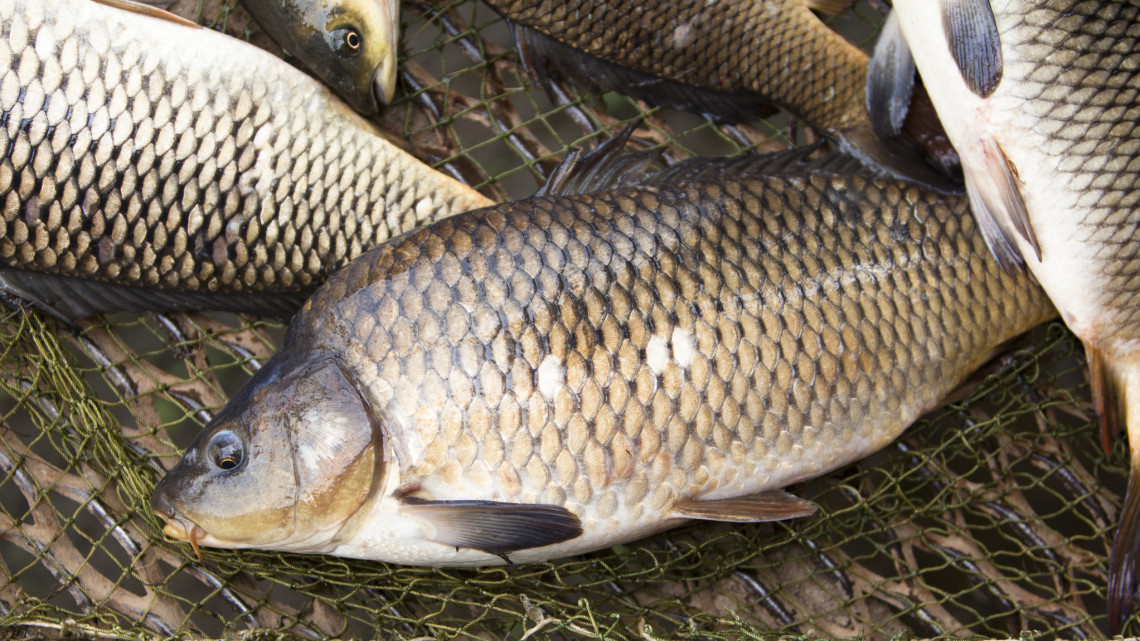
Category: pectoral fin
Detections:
[
  {"x1": 941, "y1": 0, "x2": 1003, "y2": 97},
  {"x1": 401, "y1": 497, "x2": 583, "y2": 556},
  {"x1": 670, "y1": 490, "x2": 817, "y2": 522},
  {"x1": 963, "y1": 138, "x2": 1038, "y2": 270},
  {"x1": 867, "y1": 10, "x2": 916, "y2": 139}
]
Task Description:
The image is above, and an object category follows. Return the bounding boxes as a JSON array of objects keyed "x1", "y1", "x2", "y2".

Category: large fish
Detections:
[
  {"x1": 151, "y1": 150, "x2": 1054, "y2": 566},
  {"x1": 867, "y1": 0, "x2": 1140, "y2": 629},
  {"x1": 482, "y1": 0, "x2": 959, "y2": 186},
  {"x1": 0, "y1": 0, "x2": 491, "y2": 322}
]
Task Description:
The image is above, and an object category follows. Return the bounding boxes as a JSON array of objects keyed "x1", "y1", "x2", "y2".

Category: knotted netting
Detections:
[{"x1": 0, "y1": 1, "x2": 1127, "y2": 638}]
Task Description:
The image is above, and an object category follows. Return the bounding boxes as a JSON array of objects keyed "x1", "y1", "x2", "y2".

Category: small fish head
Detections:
[
  {"x1": 246, "y1": 0, "x2": 399, "y2": 114},
  {"x1": 151, "y1": 354, "x2": 383, "y2": 555}
]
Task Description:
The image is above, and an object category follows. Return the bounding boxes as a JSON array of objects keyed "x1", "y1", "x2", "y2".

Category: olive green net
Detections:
[{"x1": 0, "y1": 0, "x2": 1126, "y2": 638}]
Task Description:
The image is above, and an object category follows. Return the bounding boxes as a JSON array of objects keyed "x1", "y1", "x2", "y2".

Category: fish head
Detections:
[
  {"x1": 245, "y1": 0, "x2": 399, "y2": 114},
  {"x1": 151, "y1": 355, "x2": 383, "y2": 555}
]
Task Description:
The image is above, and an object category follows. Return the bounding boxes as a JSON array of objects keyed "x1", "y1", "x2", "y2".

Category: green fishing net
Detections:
[{"x1": 0, "y1": 1, "x2": 1126, "y2": 638}]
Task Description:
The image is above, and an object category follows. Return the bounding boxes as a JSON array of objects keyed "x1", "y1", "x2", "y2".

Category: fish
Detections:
[
  {"x1": 867, "y1": 0, "x2": 1140, "y2": 630},
  {"x1": 0, "y1": 0, "x2": 491, "y2": 322},
  {"x1": 150, "y1": 148, "x2": 1055, "y2": 567},
  {"x1": 239, "y1": 0, "x2": 399, "y2": 114},
  {"x1": 481, "y1": 0, "x2": 960, "y2": 187}
]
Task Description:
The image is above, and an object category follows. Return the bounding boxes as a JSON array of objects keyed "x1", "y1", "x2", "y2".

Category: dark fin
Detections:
[
  {"x1": 1086, "y1": 343, "x2": 1126, "y2": 456},
  {"x1": 640, "y1": 143, "x2": 827, "y2": 186},
  {"x1": 400, "y1": 497, "x2": 583, "y2": 555},
  {"x1": 1110, "y1": 461, "x2": 1140, "y2": 632},
  {"x1": 833, "y1": 125, "x2": 962, "y2": 193},
  {"x1": 537, "y1": 123, "x2": 661, "y2": 197},
  {"x1": 866, "y1": 10, "x2": 916, "y2": 139},
  {"x1": 962, "y1": 138, "x2": 1037, "y2": 270},
  {"x1": 806, "y1": 0, "x2": 857, "y2": 15},
  {"x1": 509, "y1": 23, "x2": 778, "y2": 123},
  {"x1": 90, "y1": 0, "x2": 201, "y2": 28},
  {"x1": 0, "y1": 269, "x2": 305, "y2": 323},
  {"x1": 901, "y1": 84, "x2": 961, "y2": 176},
  {"x1": 670, "y1": 490, "x2": 818, "y2": 522},
  {"x1": 941, "y1": 0, "x2": 1003, "y2": 97}
]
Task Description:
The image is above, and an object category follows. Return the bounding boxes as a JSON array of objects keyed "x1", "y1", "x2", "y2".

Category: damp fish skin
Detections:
[
  {"x1": 483, "y1": 0, "x2": 956, "y2": 186},
  {"x1": 0, "y1": 0, "x2": 490, "y2": 320},
  {"x1": 883, "y1": 0, "x2": 1140, "y2": 628},
  {"x1": 151, "y1": 153, "x2": 1054, "y2": 566},
  {"x1": 240, "y1": 0, "x2": 399, "y2": 114}
]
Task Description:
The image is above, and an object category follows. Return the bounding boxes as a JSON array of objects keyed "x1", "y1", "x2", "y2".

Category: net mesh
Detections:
[{"x1": 0, "y1": 0, "x2": 1128, "y2": 638}]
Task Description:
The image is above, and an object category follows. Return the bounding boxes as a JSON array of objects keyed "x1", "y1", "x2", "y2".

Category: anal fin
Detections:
[
  {"x1": 401, "y1": 497, "x2": 583, "y2": 557},
  {"x1": 670, "y1": 490, "x2": 817, "y2": 523}
]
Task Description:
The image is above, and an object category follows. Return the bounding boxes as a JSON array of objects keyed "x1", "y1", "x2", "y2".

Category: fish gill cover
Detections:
[{"x1": 0, "y1": 0, "x2": 1122, "y2": 638}]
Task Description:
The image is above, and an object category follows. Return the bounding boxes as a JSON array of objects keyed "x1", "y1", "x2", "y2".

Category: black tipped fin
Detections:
[
  {"x1": 510, "y1": 23, "x2": 777, "y2": 123},
  {"x1": 670, "y1": 490, "x2": 818, "y2": 523},
  {"x1": 401, "y1": 497, "x2": 583, "y2": 555},
  {"x1": 963, "y1": 138, "x2": 1038, "y2": 270},
  {"x1": 941, "y1": 0, "x2": 1003, "y2": 97},
  {"x1": 91, "y1": 0, "x2": 201, "y2": 28},
  {"x1": 867, "y1": 11, "x2": 916, "y2": 139},
  {"x1": 0, "y1": 269, "x2": 306, "y2": 322},
  {"x1": 537, "y1": 123, "x2": 661, "y2": 197}
]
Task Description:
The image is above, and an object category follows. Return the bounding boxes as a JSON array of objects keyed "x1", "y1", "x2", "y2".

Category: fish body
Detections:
[
  {"x1": 0, "y1": 0, "x2": 490, "y2": 321},
  {"x1": 883, "y1": 0, "x2": 1140, "y2": 628},
  {"x1": 152, "y1": 153, "x2": 1054, "y2": 566},
  {"x1": 239, "y1": 0, "x2": 399, "y2": 114},
  {"x1": 483, "y1": 0, "x2": 957, "y2": 185}
]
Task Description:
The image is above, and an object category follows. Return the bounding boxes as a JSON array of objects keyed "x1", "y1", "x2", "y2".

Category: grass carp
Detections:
[
  {"x1": 869, "y1": 0, "x2": 1140, "y2": 628},
  {"x1": 482, "y1": 0, "x2": 959, "y2": 187},
  {"x1": 239, "y1": 0, "x2": 399, "y2": 114},
  {"x1": 151, "y1": 150, "x2": 1054, "y2": 566},
  {"x1": 0, "y1": 0, "x2": 491, "y2": 322}
]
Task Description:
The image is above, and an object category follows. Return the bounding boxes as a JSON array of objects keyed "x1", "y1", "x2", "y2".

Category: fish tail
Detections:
[{"x1": 1093, "y1": 345, "x2": 1140, "y2": 632}]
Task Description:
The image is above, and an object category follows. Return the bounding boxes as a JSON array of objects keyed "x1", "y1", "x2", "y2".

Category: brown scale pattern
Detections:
[
  {"x1": 1000, "y1": 0, "x2": 1140, "y2": 339},
  {"x1": 291, "y1": 166, "x2": 1055, "y2": 547},
  {"x1": 0, "y1": 0, "x2": 488, "y2": 314},
  {"x1": 484, "y1": 0, "x2": 869, "y2": 135}
]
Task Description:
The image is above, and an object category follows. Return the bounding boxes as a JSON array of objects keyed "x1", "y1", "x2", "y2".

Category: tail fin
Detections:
[{"x1": 1090, "y1": 344, "x2": 1140, "y2": 633}]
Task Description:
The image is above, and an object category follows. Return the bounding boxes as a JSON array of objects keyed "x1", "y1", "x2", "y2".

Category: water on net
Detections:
[{"x1": 0, "y1": 0, "x2": 1127, "y2": 638}]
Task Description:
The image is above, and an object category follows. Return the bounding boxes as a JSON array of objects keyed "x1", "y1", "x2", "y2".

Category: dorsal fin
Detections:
[
  {"x1": 91, "y1": 0, "x2": 201, "y2": 28},
  {"x1": 536, "y1": 123, "x2": 661, "y2": 197},
  {"x1": 510, "y1": 22, "x2": 778, "y2": 124}
]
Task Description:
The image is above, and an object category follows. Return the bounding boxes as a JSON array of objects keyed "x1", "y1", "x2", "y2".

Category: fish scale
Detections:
[
  {"x1": 884, "y1": 0, "x2": 1140, "y2": 629},
  {"x1": 0, "y1": 0, "x2": 490, "y2": 320},
  {"x1": 152, "y1": 158, "x2": 1056, "y2": 566}
]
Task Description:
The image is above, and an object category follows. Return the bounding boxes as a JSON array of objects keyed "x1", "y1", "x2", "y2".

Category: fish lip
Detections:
[{"x1": 371, "y1": 58, "x2": 397, "y2": 108}]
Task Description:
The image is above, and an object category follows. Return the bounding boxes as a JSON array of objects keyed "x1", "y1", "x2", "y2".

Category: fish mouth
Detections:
[
  {"x1": 372, "y1": 58, "x2": 397, "y2": 108},
  {"x1": 155, "y1": 510, "x2": 209, "y2": 563}
]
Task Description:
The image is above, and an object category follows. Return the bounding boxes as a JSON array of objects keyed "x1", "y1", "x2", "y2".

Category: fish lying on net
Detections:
[
  {"x1": 151, "y1": 148, "x2": 1057, "y2": 566},
  {"x1": 482, "y1": 0, "x2": 960, "y2": 187},
  {"x1": 0, "y1": 0, "x2": 491, "y2": 322},
  {"x1": 122, "y1": 0, "x2": 399, "y2": 114},
  {"x1": 869, "y1": 0, "x2": 1140, "y2": 629}
]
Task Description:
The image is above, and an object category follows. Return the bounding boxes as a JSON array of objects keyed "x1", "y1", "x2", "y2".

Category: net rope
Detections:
[{"x1": 0, "y1": 1, "x2": 1126, "y2": 638}]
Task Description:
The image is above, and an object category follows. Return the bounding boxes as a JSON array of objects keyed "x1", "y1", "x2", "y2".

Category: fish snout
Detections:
[{"x1": 372, "y1": 59, "x2": 397, "y2": 108}]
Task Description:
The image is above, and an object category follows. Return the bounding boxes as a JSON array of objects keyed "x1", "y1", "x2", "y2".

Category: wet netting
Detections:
[{"x1": 0, "y1": 0, "x2": 1129, "y2": 638}]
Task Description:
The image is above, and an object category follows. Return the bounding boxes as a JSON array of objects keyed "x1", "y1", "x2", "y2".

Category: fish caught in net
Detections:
[{"x1": 0, "y1": 0, "x2": 1127, "y2": 638}]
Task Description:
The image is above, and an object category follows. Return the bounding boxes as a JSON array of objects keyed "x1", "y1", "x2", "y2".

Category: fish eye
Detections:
[
  {"x1": 344, "y1": 29, "x2": 362, "y2": 52},
  {"x1": 208, "y1": 431, "x2": 244, "y2": 471}
]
